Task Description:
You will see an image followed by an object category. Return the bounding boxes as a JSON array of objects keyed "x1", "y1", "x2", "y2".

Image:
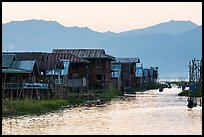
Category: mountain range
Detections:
[{"x1": 2, "y1": 19, "x2": 202, "y2": 80}]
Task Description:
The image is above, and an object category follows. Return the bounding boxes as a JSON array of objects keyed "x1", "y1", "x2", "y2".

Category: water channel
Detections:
[{"x1": 2, "y1": 85, "x2": 202, "y2": 135}]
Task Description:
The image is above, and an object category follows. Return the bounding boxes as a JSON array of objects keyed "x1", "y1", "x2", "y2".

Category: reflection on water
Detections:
[{"x1": 2, "y1": 87, "x2": 202, "y2": 135}]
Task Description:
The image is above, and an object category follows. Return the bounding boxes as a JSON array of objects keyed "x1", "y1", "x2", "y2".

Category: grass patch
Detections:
[
  {"x1": 2, "y1": 86, "x2": 121, "y2": 117},
  {"x1": 146, "y1": 83, "x2": 168, "y2": 90},
  {"x1": 97, "y1": 86, "x2": 121, "y2": 101},
  {"x1": 2, "y1": 99, "x2": 69, "y2": 117},
  {"x1": 170, "y1": 81, "x2": 190, "y2": 87},
  {"x1": 178, "y1": 90, "x2": 190, "y2": 96}
]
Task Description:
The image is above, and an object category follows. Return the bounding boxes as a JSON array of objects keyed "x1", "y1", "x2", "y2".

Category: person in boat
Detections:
[
  {"x1": 167, "y1": 83, "x2": 171, "y2": 88},
  {"x1": 188, "y1": 83, "x2": 197, "y2": 107},
  {"x1": 121, "y1": 84, "x2": 125, "y2": 95},
  {"x1": 187, "y1": 97, "x2": 194, "y2": 108},
  {"x1": 182, "y1": 84, "x2": 186, "y2": 91},
  {"x1": 159, "y1": 87, "x2": 163, "y2": 92}
]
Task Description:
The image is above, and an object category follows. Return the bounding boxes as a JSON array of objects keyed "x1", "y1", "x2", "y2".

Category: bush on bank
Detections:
[
  {"x1": 124, "y1": 83, "x2": 168, "y2": 94},
  {"x1": 97, "y1": 85, "x2": 120, "y2": 101},
  {"x1": 170, "y1": 81, "x2": 190, "y2": 87},
  {"x1": 178, "y1": 82, "x2": 202, "y2": 97}
]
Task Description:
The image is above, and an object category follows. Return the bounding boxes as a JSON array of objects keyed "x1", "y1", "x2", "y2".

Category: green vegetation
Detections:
[
  {"x1": 97, "y1": 86, "x2": 120, "y2": 101},
  {"x1": 2, "y1": 99, "x2": 69, "y2": 117},
  {"x1": 124, "y1": 83, "x2": 168, "y2": 94},
  {"x1": 170, "y1": 81, "x2": 190, "y2": 87},
  {"x1": 178, "y1": 91, "x2": 190, "y2": 96},
  {"x1": 146, "y1": 83, "x2": 168, "y2": 90},
  {"x1": 178, "y1": 82, "x2": 202, "y2": 97},
  {"x1": 5, "y1": 82, "x2": 189, "y2": 117},
  {"x1": 2, "y1": 85, "x2": 121, "y2": 117}
]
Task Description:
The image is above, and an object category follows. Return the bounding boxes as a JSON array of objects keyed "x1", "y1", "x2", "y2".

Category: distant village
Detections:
[{"x1": 2, "y1": 49, "x2": 158, "y2": 99}]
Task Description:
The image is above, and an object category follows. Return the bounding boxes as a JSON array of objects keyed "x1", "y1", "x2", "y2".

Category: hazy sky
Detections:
[{"x1": 2, "y1": 2, "x2": 202, "y2": 33}]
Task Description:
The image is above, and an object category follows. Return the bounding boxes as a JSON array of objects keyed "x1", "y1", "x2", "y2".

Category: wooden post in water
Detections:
[
  {"x1": 11, "y1": 89, "x2": 12, "y2": 102},
  {"x1": 200, "y1": 98, "x2": 202, "y2": 106}
]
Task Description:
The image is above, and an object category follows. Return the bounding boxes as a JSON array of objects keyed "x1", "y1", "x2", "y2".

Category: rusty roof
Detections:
[
  {"x1": 47, "y1": 53, "x2": 90, "y2": 63},
  {"x1": 38, "y1": 60, "x2": 64, "y2": 70},
  {"x1": 52, "y1": 49, "x2": 115, "y2": 60}
]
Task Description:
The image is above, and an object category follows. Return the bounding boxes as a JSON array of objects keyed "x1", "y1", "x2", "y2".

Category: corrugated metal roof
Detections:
[
  {"x1": 48, "y1": 53, "x2": 90, "y2": 63},
  {"x1": 6, "y1": 52, "x2": 48, "y2": 61},
  {"x1": 113, "y1": 58, "x2": 140, "y2": 63},
  {"x1": 2, "y1": 68, "x2": 31, "y2": 74},
  {"x1": 11, "y1": 61, "x2": 36, "y2": 72},
  {"x1": 2, "y1": 54, "x2": 16, "y2": 68},
  {"x1": 52, "y1": 49, "x2": 115, "y2": 60}
]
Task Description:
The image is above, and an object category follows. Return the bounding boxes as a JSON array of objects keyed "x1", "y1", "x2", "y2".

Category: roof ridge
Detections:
[
  {"x1": 48, "y1": 52, "x2": 90, "y2": 63},
  {"x1": 52, "y1": 49, "x2": 115, "y2": 60}
]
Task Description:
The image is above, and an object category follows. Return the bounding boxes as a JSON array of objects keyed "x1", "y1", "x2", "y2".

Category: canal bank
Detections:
[{"x1": 2, "y1": 87, "x2": 202, "y2": 135}]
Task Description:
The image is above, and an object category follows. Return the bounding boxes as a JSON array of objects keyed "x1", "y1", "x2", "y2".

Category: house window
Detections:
[
  {"x1": 96, "y1": 74, "x2": 102, "y2": 81},
  {"x1": 96, "y1": 61, "x2": 102, "y2": 68}
]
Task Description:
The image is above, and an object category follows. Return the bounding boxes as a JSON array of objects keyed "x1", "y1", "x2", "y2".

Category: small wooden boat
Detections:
[{"x1": 159, "y1": 87, "x2": 163, "y2": 92}]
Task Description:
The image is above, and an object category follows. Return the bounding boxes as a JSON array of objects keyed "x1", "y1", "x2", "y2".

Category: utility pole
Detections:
[{"x1": 189, "y1": 58, "x2": 202, "y2": 83}]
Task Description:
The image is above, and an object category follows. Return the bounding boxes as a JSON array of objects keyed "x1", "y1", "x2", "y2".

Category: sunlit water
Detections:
[{"x1": 2, "y1": 86, "x2": 202, "y2": 135}]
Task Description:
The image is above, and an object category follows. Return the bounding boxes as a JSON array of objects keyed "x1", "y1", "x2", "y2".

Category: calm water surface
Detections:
[{"x1": 2, "y1": 87, "x2": 202, "y2": 135}]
